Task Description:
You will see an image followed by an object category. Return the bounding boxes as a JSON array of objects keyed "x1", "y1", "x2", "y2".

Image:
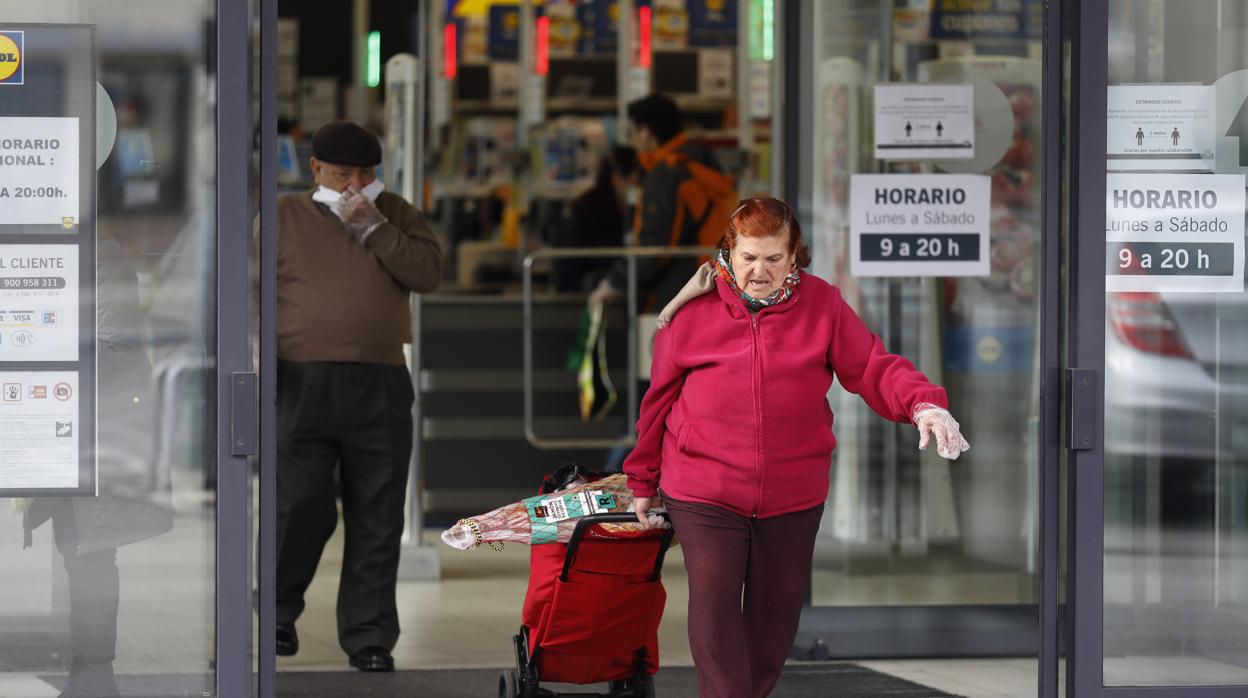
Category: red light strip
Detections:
[
  {"x1": 638, "y1": 6, "x2": 651, "y2": 68},
  {"x1": 536, "y1": 16, "x2": 550, "y2": 76},
  {"x1": 443, "y1": 23, "x2": 457, "y2": 79}
]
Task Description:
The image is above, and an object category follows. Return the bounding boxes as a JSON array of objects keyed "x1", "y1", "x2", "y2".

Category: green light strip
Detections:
[
  {"x1": 367, "y1": 31, "x2": 381, "y2": 87},
  {"x1": 762, "y1": 0, "x2": 774, "y2": 61}
]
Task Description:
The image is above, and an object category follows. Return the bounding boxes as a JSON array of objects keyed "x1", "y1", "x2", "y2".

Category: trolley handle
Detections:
[{"x1": 560, "y1": 512, "x2": 674, "y2": 584}]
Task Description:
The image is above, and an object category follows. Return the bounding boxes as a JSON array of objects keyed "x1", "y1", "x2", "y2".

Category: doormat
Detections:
[{"x1": 273, "y1": 664, "x2": 963, "y2": 697}]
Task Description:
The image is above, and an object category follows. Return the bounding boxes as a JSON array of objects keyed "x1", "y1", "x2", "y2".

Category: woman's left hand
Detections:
[
  {"x1": 913, "y1": 404, "x2": 971, "y2": 460},
  {"x1": 656, "y1": 262, "x2": 715, "y2": 329}
]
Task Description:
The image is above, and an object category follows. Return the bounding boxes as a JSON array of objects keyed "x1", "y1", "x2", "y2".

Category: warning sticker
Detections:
[{"x1": 0, "y1": 370, "x2": 79, "y2": 489}]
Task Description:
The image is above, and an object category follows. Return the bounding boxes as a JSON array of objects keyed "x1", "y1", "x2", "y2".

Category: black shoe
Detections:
[
  {"x1": 276, "y1": 623, "x2": 298, "y2": 656},
  {"x1": 349, "y1": 647, "x2": 394, "y2": 672}
]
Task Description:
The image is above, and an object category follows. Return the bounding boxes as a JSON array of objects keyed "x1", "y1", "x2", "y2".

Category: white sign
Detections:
[
  {"x1": 1105, "y1": 173, "x2": 1245, "y2": 292},
  {"x1": 749, "y1": 60, "x2": 771, "y2": 118},
  {"x1": 1107, "y1": 85, "x2": 1214, "y2": 171},
  {"x1": 850, "y1": 174, "x2": 991, "y2": 277},
  {"x1": 0, "y1": 245, "x2": 79, "y2": 362},
  {"x1": 874, "y1": 84, "x2": 974, "y2": 160},
  {"x1": 0, "y1": 117, "x2": 80, "y2": 228},
  {"x1": 277, "y1": 18, "x2": 299, "y2": 58},
  {"x1": 0, "y1": 371, "x2": 80, "y2": 490},
  {"x1": 629, "y1": 66, "x2": 651, "y2": 102},
  {"x1": 300, "y1": 77, "x2": 339, "y2": 133},
  {"x1": 489, "y1": 62, "x2": 520, "y2": 104},
  {"x1": 699, "y1": 49, "x2": 733, "y2": 99},
  {"x1": 523, "y1": 74, "x2": 546, "y2": 126}
]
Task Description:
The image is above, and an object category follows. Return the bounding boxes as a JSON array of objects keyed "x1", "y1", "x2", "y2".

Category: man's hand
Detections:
[
  {"x1": 588, "y1": 278, "x2": 623, "y2": 308},
  {"x1": 339, "y1": 187, "x2": 388, "y2": 242}
]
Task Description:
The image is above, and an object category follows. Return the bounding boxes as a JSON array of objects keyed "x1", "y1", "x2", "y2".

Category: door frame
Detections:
[
  {"x1": 1066, "y1": 1, "x2": 1110, "y2": 693},
  {"x1": 256, "y1": 0, "x2": 278, "y2": 694},
  {"x1": 218, "y1": 0, "x2": 260, "y2": 694},
  {"x1": 1038, "y1": 0, "x2": 1064, "y2": 694}
]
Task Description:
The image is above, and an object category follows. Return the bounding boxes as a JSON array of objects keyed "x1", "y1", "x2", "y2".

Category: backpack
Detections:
[{"x1": 665, "y1": 152, "x2": 738, "y2": 262}]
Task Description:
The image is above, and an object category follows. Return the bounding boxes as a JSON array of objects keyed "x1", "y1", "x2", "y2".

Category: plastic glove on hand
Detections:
[
  {"x1": 913, "y1": 403, "x2": 971, "y2": 460},
  {"x1": 632, "y1": 496, "x2": 658, "y2": 528},
  {"x1": 656, "y1": 262, "x2": 715, "y2": 329},
  {"x1": 339, "y1": 187, "x2": 388, "y2": 241}
]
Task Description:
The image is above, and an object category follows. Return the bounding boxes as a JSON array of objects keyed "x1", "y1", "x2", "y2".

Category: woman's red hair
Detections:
[{"x1": 719, "y1": 196, "x2": 812, "y2": 269}]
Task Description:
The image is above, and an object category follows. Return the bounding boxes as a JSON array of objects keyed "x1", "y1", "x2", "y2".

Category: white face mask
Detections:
[{"x1": 312, "y1": 179, "x2": 385, "y2": 206}]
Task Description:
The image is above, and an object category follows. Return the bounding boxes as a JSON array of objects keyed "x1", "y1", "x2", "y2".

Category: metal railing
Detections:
[{"x1": 521, "y1": 245, "x2": 713, "y2": 450}]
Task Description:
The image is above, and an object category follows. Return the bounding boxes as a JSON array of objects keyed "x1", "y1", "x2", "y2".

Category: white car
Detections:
[{"x1": 1104, "y1": 291, "x2": 1248, "y2": 462}]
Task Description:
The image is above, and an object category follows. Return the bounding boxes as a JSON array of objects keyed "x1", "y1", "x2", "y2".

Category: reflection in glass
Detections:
[
  {"x1": 804, "y1": 2, "x2": 1042, "y2": 610},
  {"x1": 1104, "y1": 0, "x2": 1248, "y2": 686},
  {"x1": 1, "y1": 2, "x2": 218, "y2": 697}
]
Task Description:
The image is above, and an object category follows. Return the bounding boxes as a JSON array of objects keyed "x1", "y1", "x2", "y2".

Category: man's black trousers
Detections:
[{"x1": 275, "y1": 360, "x2": 414, "y2": 655}]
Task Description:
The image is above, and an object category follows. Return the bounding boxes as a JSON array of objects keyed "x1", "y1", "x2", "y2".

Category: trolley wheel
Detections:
[
  {"x1": 638, "y1": 673, "x2": 655, "y2": 698},
  {"x1": 499, "y1": 668, "x2": 520, "y2": 698}
]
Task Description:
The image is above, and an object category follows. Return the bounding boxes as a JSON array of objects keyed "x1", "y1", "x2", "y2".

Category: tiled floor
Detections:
[
  {"x1": 858, "y1": 659, "x2": 1039, "y2": 698},
  {"x1": 278, "y1": 525, "x2": 1042, "y2": 697},
  {"x1": 12, "y1": 506, "x2": 1248, "y2": 698}
]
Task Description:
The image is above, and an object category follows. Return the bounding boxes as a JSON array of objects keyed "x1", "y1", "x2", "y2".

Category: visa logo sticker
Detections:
[{"x1": 0, "y1": 31, "x2": 24, "y2": 86}]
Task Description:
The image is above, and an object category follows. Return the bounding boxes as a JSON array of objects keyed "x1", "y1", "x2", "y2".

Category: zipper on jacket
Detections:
[{"x1": 751, "y1": 314, "x2": 763, "y2": 518}]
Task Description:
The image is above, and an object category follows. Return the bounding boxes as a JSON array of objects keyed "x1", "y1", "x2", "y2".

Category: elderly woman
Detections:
[{"x1": 625, "y1": 196, "x2": 969, "y2": 698}]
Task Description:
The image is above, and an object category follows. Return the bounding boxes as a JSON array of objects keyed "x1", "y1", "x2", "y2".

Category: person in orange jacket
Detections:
[{"x1": 589, "y1": 94, "x2": 734, "y2": 312}]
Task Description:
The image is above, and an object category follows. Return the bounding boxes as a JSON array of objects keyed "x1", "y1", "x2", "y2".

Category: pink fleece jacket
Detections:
[{"x1": 623, "y1": 272, "x2": 949, "y2": 519}]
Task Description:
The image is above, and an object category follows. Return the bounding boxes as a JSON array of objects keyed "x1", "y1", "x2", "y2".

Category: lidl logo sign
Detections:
[{"x1": 0, "y1": 31, "x2": 23, "y2": 86}]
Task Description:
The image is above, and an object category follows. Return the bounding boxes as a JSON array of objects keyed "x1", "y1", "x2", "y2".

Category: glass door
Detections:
[
  {"x1": 793, "y1": 0, "x2": 1049, "y2": 661},
  {"x1": 1067, "y1": 0, "x2": 1248, "y2": 695},
  {"x1": 0, "y1": 2, "x2": 256, "y2": 697}
]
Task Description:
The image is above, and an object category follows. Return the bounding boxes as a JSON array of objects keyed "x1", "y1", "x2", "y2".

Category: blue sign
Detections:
[
  {"x1": 945, "y1": 324, "x2": 1034, "y2": 373},
  {"x1": 488, "y1": 6, "x2": 521, "y2": 60},
  {"x1": 930, "y1": 0, "x2": 1042, "y2": 40},
  {"x1": 488, "y1": 5, "x2": 546, "y2": 60},
  {"x1": 578, "y1": 0, "x2": 620, "y2": 55},
  {"x1": 688, "y1": 0, "x2": 737, "y2": 47}
]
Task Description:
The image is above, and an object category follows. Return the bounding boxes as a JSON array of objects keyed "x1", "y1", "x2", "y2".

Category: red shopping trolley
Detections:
[{"x1": 499, "y1": 511, "x2": 675, "y2": 698}]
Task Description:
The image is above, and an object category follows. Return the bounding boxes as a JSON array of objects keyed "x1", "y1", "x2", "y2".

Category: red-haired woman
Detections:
[{"x1": 624, "y1": 196, "x2": 969, "y2": 698}]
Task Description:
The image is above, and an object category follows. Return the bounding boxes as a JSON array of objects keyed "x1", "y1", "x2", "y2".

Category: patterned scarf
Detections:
[{"x1": 712, "y1": 247, "x2": 801, "y2": 313}]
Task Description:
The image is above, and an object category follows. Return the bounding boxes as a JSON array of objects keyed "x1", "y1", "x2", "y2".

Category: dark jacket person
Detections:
[
  {"x1": 589, "y1": 94, "x2": 732, "y2": 311},
  {"x1": 552, "y1": 145, "x2": 640, "y2": 293},
  {"x1": 264, "y1": 120, "x2": 442, "y2": 672}
]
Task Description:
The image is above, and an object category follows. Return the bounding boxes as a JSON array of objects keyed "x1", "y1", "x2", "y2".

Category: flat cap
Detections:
[{"x1": 311, "y1": 120, "x2": 382, "y2": 167}]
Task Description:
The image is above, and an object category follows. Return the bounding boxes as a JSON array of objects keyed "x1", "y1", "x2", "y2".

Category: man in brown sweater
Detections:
[{"x1": 270, "y1": 121, "x2": 441, "y2": 672}]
